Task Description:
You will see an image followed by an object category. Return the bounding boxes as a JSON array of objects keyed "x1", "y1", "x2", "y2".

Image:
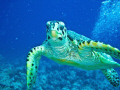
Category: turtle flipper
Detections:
[
  {"x1": 78, "y1": 40, "x2": 120, "y2": 59},
  {"x1": 27, "y1": 46, "x2": 44, "y2": 90},
  {"x1": 102, "y1": 68, "x2": 120, "y2": 87}
]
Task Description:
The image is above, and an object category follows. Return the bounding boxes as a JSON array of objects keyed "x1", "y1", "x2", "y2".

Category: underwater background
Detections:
[{"x1": 0, "y1": 0, "x2": 120, "y2": 90}]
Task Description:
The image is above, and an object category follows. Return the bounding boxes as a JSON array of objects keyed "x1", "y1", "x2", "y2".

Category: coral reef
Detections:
[{"x1": 0, "y1": 57, "x2": 120, "y2": 90}]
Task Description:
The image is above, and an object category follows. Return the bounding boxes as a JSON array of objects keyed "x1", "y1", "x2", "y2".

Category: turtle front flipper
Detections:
[
  {"x1": 102, "y1": 68, "x2": 120, "y2": 87},
  {"x1": 78, "y1": 40, "x2": 120, "y2": 59},
  {"x1": 27, "y1": 46, "x2": 44, "y2": 90}
]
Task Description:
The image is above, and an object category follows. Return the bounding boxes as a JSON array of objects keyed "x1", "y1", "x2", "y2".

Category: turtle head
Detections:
[{"x1": 46, "y1": 21, "x2": 67, "y2": 46}]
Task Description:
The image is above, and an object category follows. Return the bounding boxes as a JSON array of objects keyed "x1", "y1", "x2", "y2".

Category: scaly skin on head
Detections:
[{"x1": 46, "y1": 21, "x2": 68, "y2": 46}]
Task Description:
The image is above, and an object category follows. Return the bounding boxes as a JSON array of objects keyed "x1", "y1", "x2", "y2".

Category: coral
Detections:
[{"x1": 0, "y1": 58, "x2": 120, "y2": 90}]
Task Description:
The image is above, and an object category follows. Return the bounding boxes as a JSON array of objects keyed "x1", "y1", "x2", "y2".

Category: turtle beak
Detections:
[{"x1": 51, "y1": 30, "x2": 57, "y2": 38}]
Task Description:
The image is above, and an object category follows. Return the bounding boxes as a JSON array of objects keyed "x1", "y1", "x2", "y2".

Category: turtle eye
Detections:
[
  {"x1": 46, "y1": 24, "x2": 49, "y2": 29},
  {"x1": 46, "y1": 21, "x2": 51, "y2": 29},
  {"x1": 59, "y1": 21, "x2": 65, "y2": 30},
  {"x1": 60, "y1": 25, "x2": 64, "y2": 30}
]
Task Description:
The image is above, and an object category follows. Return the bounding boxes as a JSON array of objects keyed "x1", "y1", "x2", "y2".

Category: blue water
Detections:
[{"x1": 0, "y1": 0, "x2": 120, "y2": 89}]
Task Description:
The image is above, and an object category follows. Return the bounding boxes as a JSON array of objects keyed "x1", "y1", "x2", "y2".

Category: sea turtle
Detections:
[{"x1": 27, "y1": 21, "x2": 120, "y2": 90}]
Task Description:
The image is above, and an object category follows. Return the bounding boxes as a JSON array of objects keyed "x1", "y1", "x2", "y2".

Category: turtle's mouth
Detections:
[{"x1": 52, "y1": 37, "x2": 57, "y2": 41}]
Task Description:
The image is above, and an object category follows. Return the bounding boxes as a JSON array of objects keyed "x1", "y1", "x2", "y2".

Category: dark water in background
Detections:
[
  {"x1": 0, "y1": 0, "x2": 102, "y2": 62},
  {"x1": 0, "y1": 0, "x2": 120, "y2": 89}
]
